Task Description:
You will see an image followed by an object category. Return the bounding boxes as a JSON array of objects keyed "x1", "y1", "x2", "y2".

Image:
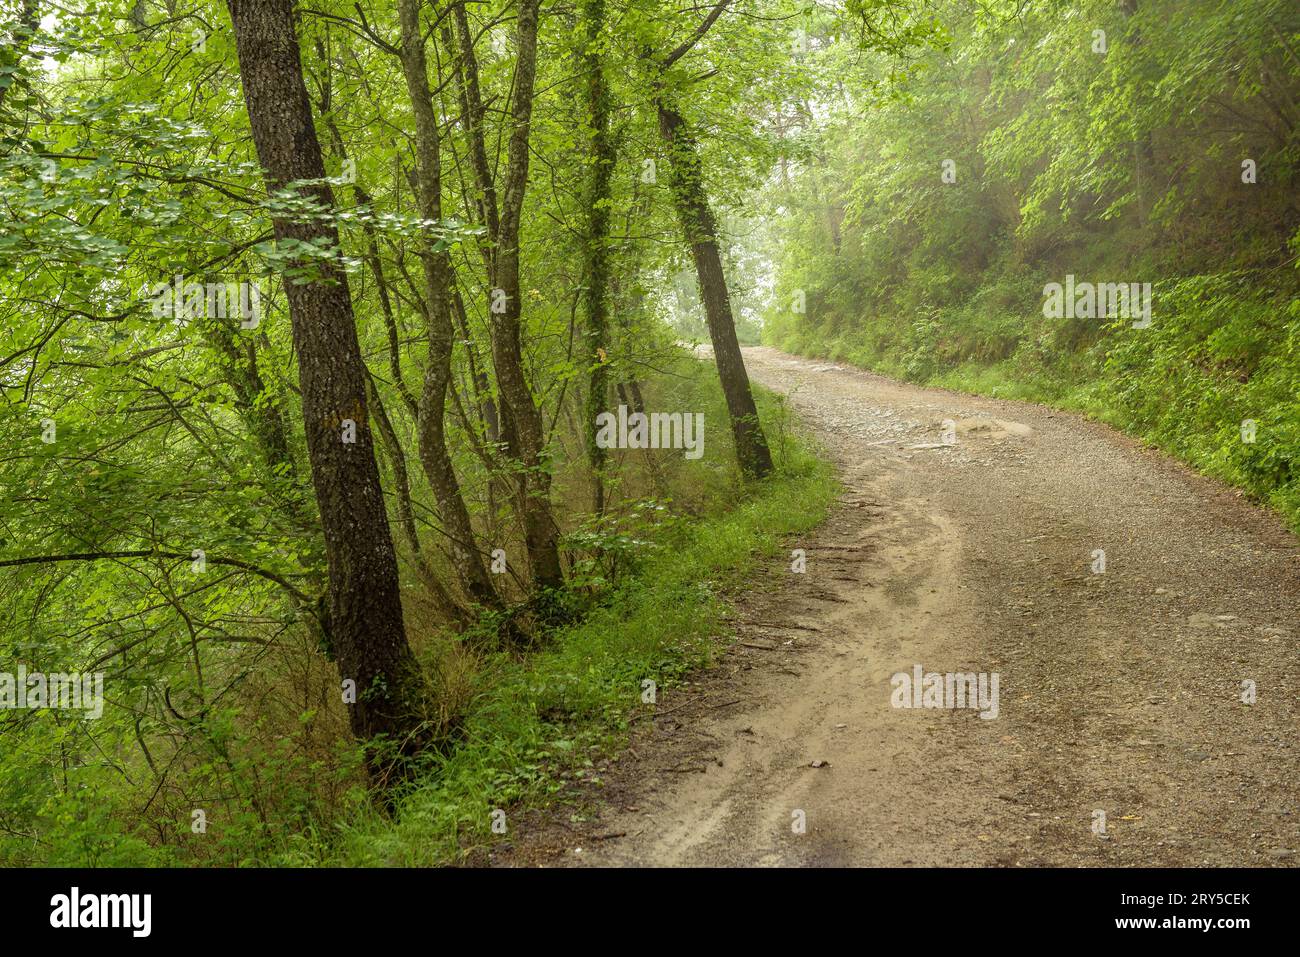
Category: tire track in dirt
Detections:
[{"x1": 492, "y1": 347, "x2": 1299, "y2": 867}]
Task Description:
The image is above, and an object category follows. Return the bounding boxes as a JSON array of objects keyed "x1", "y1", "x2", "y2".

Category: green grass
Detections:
[
  {"x1": 0, "y1": 350, "x2": 838, "y2": 868},
  {"x1": 273, "y1": 401, "x2": 838, "y2": 866},
  {"x1": 0, "y1": 354, "x2": 839, "y2": 868}
]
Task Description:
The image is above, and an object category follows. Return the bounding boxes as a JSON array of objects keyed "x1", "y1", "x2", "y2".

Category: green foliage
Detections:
[
  {"x1": 763, "y1": 0, "x2": 1300, "y2": 529},
  {"x1": 0, "y1": 0, "x2": 837, "y2": 865},
  {"x1": 320, "y1": 412, "x2": 835, "y2": 867}
]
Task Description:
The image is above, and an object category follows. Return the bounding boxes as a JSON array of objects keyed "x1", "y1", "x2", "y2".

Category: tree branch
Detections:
[
  {"x1": 0, "y1": 550, "x2": 315, "y2": 607},
  {"x1": 662, "y1": 0, "x2": 732, "y2": 69}
]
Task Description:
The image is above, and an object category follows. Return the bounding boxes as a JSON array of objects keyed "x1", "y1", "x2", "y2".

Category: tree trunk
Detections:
[
  {"x1": 447, "y1": 0, "x2": 564, "y2": 600},
  {"x1": 488, "y1": 0, "x2": 566, "y2": 594},
  {"x1": 225, "y1": 0, "x2": 424, "y2": 763},
  {"x1": 397, "y1": 0, "x2": 503, "y2": 613},
  {"x1": 656, "y1": 95, "x2": 773, "y2": 480},
  {"x1": 581, "y1": 0, "x2": 614, "y2": 515},
  {"x1": 451, "y1": 1, "x2": 500, "y2": 262},
  {"x1": 364, "y1": 373, "x2": 468, "y2": 627}
]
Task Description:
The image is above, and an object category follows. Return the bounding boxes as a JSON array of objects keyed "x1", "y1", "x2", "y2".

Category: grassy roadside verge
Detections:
[{"x1": 293, "y1": 392, "x2": 837, "y2": 867}]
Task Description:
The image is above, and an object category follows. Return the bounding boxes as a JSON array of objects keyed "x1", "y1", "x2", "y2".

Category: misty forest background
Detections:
[{"x1": 0, "y1": 0, "x2": 1296, "y2": 865}]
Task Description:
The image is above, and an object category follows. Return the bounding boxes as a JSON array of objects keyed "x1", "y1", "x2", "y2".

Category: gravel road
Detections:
[{"x1": 494, "y1": 346, "x2": 1299, "y2": 867}]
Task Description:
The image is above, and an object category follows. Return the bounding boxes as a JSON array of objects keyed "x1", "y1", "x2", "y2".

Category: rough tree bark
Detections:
[
  {"x1": 649, "y1": 0, "x2": 773, "y2": 480},
  {"x1": 444, "y1": 0, "x2": 564, "y2": 600},
  {"x1": 656, "y1": 94, "x2": 773, "y2": 480},
  {"x1": 224, "y1": 0, "x2": 424, "y2": 763},
  {"x1": 397, "y1": 0, "x2": 503, "y2": 613},
  {"x1": 312, "y1": 42, "x2": 473, "y2": 627},
  {"x1": 484, "y1": 0, "x2": 566, "y2": 593},
  {"x1": 581, "y1": 0, "x2": 614, "y2": 515},
  {"x1": 450, "y1": 2, "x2": 500, "y2": 257}
]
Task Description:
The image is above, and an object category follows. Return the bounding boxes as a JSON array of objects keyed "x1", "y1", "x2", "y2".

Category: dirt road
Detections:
[{"x1": 496, "y1": 346, "x2": 1299, "y2": 867}]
